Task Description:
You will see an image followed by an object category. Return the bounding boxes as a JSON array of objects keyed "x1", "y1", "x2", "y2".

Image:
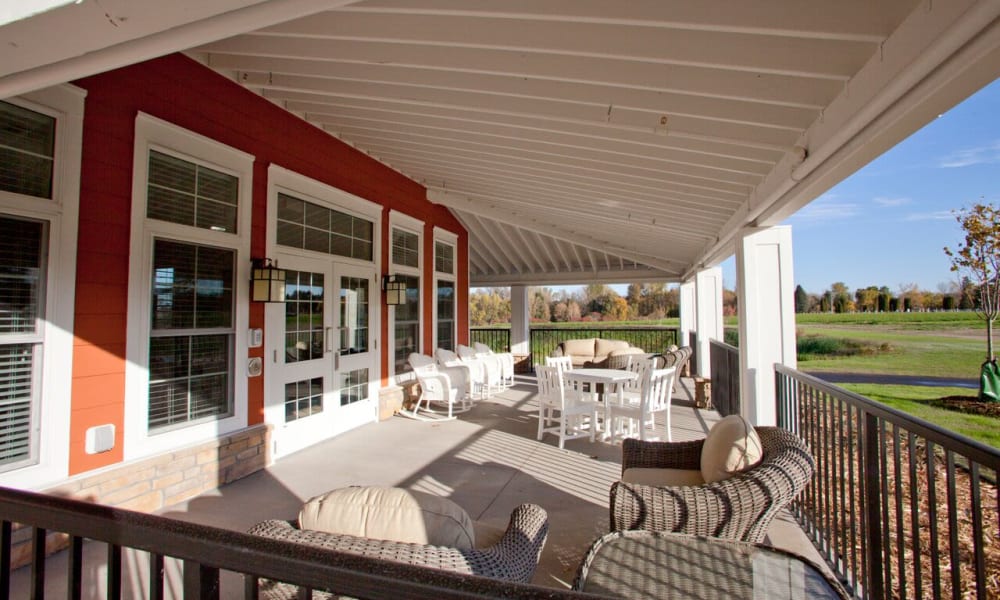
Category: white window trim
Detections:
[
  {"x1": 265, "y1": 164, "x2": 382, "y2": 267},
  {"x1": 432, "y1": 228, "x2": 458, "y2": 351},
  {"x1": 124, "y1": 113, "x2": 253, "y2": 461},
  {"x1": 0, "y1": 84, "x2": 84, "y2": 489},
  {"x1": 389, "y1": 211, "x2": 423, "y2": 379}
]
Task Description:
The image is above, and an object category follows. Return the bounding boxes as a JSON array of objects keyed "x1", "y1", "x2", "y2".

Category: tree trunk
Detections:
[{"x1": 988, "y1": 317, "x2": 995, "y2": 362}]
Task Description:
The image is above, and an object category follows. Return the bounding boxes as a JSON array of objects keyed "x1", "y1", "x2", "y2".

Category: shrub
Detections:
[{"x1": 797, "y1": 335, "x2": 892, "y2": 359}]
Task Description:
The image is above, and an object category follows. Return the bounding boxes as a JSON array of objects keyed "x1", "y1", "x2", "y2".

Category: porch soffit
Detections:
[{"x1": 4, "y1": 1, "x2": 1000, "y2": 287}]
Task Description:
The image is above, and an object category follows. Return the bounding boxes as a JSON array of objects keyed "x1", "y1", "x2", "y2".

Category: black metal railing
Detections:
[
  {"x1": 776, "y1": 365, "x2": 1000, "y2": 600},
  {"x1": 528, "y1": 327, "x2": 679, "y2": 368},
  {"x1": 687, "y1": 331, "x2": 698, "y2": 375},
  {"x1": 0, "y1": 487, "x2": 595, "y2": 600},
  {"x1": 470, "y1": 327, "x2": 511, "y2": 353},
  {"x1": 709, "y1": 339, "x2": 740, "y2": 417}
]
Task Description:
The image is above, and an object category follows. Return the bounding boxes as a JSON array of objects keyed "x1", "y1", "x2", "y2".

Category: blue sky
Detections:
[{"x1": 719, "y1": 76, "x2": 1000, "y2": 295}]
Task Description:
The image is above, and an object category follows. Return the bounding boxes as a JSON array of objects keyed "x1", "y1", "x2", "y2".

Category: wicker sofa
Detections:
[
  {"x1": 549, "y1": 338, "x2": 646, "y2": 369},
  {"x1": 609, "y1": 427, "x2": 814, "y2": 543},
  {"x1": 247, "y1": 503, "x2": 549, "y2": 598}
]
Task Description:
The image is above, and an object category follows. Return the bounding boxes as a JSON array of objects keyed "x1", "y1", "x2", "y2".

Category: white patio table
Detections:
[{"x1": 562, "y1": 368, "x2": 638, "y2": 438}]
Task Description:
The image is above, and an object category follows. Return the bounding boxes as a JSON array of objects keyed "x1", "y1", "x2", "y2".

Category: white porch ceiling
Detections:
[{"x1": 4, "y1": 0, "x2": 1000, "y2": 286}]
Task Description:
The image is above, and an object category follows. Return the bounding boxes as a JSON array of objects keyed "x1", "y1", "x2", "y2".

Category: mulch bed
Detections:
[{"x1": 929, "y1": 395, "x2": 1000, "y2": 418}]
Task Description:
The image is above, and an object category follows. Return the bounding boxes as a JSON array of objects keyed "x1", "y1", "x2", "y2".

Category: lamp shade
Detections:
[
  {"x1": 252, "y1": 259, "x2": 286, "y2": 302},
  {"x1": 382, "y1": 274, "x2": 407, "y2": 305}
]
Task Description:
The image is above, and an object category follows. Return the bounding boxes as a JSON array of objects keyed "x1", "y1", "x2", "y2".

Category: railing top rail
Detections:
[
  {"x1": 0, "y1": 487, "x2": 597, "y2": 600},
  {"x1": 709, "y1": 339, "x2": 738, "y2": 351},
  {"x1": 776, "y1": 364, "x2": 1000, "y2": 468},
  {"x1": 528, "y1": 326, "x2": 676, "y2": 331}
]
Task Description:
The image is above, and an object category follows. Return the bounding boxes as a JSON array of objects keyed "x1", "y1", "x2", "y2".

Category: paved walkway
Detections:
[{"x1": 807, "y1": 371, "x2": 977, "y2": 389}]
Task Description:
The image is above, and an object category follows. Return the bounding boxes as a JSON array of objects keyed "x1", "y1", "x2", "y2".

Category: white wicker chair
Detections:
[
  {"x1": 406, "y1": 353, "x2": 470, "y2": 419},
  {"x1": 473, "y1": 342, "x2": 515, "y2": 388},
  {"x1": 434, "y1": 348, "x2": 479, "y2": 402},
  {"x1": 458, "y1": 344, "x2": 502, "y2": 397}
]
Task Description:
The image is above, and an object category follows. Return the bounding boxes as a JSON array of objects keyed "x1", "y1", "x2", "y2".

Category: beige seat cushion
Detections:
[
  {"x1": 700, "y1": 415, "x2": 764, "y2": 483},
  {"x1": 622, "y1": 467, "x2": 705, "y2": 487},
  {"x1": 594, "y1": 339, "x2": 630, "y2": 358},
  {"x1": 299, "y1": 487, "x2": 475, "y2": 549},
  {"x1": 561, "y1": 338, "x2": 597, "y2": 359}
]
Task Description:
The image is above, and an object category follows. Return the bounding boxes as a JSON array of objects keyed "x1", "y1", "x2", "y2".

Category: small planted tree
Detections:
[{"x1": 944, "y1": 202, "x2": 999, "y2": 401}]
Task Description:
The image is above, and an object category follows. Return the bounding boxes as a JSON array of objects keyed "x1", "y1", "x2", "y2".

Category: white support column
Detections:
[
  {"x1": 694, "y1": 268, "x2": 724, "y2": 378},
  {"x1": 510, "y1": 285, "x2": 530, "y2": 355},
  {"x1": 679, "y1": 280, "x2": 696, "y2": 347},
  {"x1": 736, "y1": 226, "x2": 797, "y2": 427}
]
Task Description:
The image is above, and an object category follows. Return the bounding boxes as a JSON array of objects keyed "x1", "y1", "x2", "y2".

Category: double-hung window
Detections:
[
  {"x1": 390, "y1": 212, "x2": 422, "y2": 376},
  {"x1": 0, "y1": 86, "x2": 83, "y2": 485},
  {"x1": 126, "y1": 114, "x2": 251, "y2": 456},
  {"x1": 434, "y1": 230, "x2": 457, "y2": 352}
]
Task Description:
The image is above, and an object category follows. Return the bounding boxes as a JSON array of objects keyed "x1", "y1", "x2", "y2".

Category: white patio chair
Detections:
[
  {"x1": 458, "y1": 344, "x2": 503, "y2": 397},
  {"x1": 606, "y1": 366, "x2": 677, "y2": 443},
  {"x1": 535, "y1": 365, "x2": 599, "y2": 449},
  {"x1": 434, "y1": 348, "x2": 480, "y2": 402},
  {"x1": 544, "y1": 355, "x2": 573, "y2": 373},
  {"x1": 405, "y1": 353, "x2": 470, "y2": 420},
  {"x1": 473, "y1": 342, "x2": 515, "y2": 388}
]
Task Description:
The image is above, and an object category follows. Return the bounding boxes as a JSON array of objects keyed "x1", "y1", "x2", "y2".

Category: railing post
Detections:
[
  {"x1": 863, "y1": 412, "x2": 885, "y2": 600},
  {"x1": 183, "y1": 560, "x2": 220, "y2": 600}
]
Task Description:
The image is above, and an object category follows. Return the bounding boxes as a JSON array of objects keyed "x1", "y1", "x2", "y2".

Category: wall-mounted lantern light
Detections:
[
  {"x1": 382, "y1": 274, "x2": 406, "y2": 306},
  {"x1": 251, "y1": 258, "x2": 286, "y2": 302}
]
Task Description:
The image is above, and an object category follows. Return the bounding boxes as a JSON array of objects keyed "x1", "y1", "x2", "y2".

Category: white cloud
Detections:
[
  {"x1": 938, "y1": 141, "x2": 1000, "y2": 168},
  {"x1": 873, "y1": 196, "x2": 910, "y2": 207},
  {"x1": 789, "y1": 195, "x2": 860, "y2": 223},
  {"x1": 905, "y1": 211, "x2": 954, "y2": 221}
]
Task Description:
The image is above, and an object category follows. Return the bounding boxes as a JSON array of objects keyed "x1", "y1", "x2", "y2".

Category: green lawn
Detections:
[
  {"x1": 838, "y1": 384, "x2": 1000, "y2": 450},
  {"x1": 796, "y1": 326, "x2": 984, "y2": 379}
]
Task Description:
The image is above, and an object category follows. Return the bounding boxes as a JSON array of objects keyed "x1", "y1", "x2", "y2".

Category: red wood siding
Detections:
[{"x1": 69, "y1": 53, "x2": 467, "y2": 476}]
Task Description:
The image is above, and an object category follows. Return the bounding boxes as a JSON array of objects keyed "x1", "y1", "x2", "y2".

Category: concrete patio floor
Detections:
[
  {"x1": 11, "y1": 374, "x2": 826, "y2": 597},
  {"x1": 160, "y1": 374, "x2": 826, "y2": 590}
]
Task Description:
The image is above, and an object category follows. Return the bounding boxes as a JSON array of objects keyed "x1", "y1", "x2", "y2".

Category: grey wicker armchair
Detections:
[
  {"x1": 609, "y1": 426, "x2": 814, "y2": 543},
  {"x1": 247, "y1": 503, "x2": 548, "y2": 598}
]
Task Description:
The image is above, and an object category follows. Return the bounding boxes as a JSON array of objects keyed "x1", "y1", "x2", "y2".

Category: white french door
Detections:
[{"x1": 265, "y1": 255, "x2": 377, "y2": 458}]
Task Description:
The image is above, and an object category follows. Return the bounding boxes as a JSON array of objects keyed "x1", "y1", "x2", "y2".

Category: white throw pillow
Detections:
[
  {"x1": 700, "y1": 415, "x2": 763, "y2": 483},
  {"x1": 299, "y1": 486, "x2": 476, "y2": 549}
]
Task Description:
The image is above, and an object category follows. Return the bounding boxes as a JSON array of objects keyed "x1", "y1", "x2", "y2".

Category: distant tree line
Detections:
[
  {"x1": 469, "y1": 277, "x2": 981, "y2": 327},
  {"x1": 793, "y1": 277, "x2": 980, "y2": 313},
  {"x1": 470, "y1": 283, "x2": 740, "y2": 327}
]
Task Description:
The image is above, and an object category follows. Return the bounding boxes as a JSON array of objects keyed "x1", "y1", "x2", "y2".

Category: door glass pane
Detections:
[
  {"x1": 148, "y1": 334, "x2": 232, "y2": 430},
  {"x1": 276, "y1": 192, "x2": 374, "y2": 262},
  {"x1": 392, "y1": 229, "x2": 419, "y2": 268},
  {"x1": 284, "y1": 270, "x2": 325, "y2": 363},
  {"x1": 0, "y1": 101, "x2": 55, "y2": 199},
  {"x1": 0, "y1": 214, "x2": 46, "y2": 473},
  {"x1": 147, "y1": 150, "x2": 238, "y2": 234},
  {"x1": 392, "y1": 274, "x2": 419, "y2": 374},
  {"x1": 435, "y1": 241, "x2": 454, "y2": 274},
  {"x1": 151, "y1": 240, "x2": 233, "y2": 330},
  {"x1": 436, "y1": 280, "x2": 455, "y2": 351},
  {"x1": 0, "y1": 216, "x2": 45, "y2": 334},
  {"x1": 284, "y1": 377, "x2": 323, "y2": 422},
  {"x1": 340, "y1": 368, "x2": 369, "y2": 406},
  {"x1": 0, "y1": 344, "x2": 35, "y2": 469},
  {"x1": 340, "y1": 276, "x2": 369, "y2": 355}
]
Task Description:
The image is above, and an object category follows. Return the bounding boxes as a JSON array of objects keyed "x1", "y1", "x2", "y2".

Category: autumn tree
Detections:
[{"x1": 944, "y1": 202, "x2": 999, "y2": 364}]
